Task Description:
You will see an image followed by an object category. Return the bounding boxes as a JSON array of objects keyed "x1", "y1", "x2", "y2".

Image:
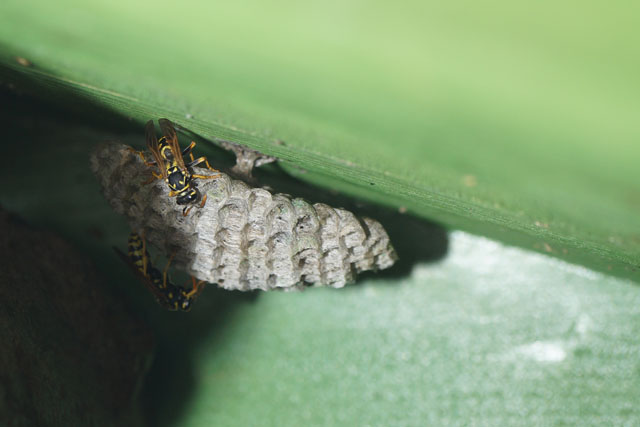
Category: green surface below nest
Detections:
[
  {"x1": 0, "y1": 0, "x2": 639, "y2": 281},
  {"x1": 180, "y1": 232, "x2": 640, "y2": 426}
]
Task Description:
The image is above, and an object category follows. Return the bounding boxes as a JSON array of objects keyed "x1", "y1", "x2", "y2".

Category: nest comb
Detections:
[{"x1": 90, "y1": 142, "x2": 397, "y2": 291}]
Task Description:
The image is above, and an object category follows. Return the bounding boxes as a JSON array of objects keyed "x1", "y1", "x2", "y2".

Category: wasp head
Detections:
[
  {"x1": 176, "y1": 187, "x2": 199, "y2": 205},
  {"x1": 178, "y1": 295, "x2": 192, "y2": 312}
]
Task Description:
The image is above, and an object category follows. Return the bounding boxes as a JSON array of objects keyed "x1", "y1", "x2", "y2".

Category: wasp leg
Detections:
[
  {"x1": 184, "y1": 277, "x2": 206, "y2": 299},
  {"x1": 192, "y1": 173, "x2": 221, "y2": 180},
  {"x1": 179, "y1": 192, "x2": 207, "y2": 217},
  {"x1": 187, "y1": 156, "x2": 220, "y2": 174},
  {"x1": 181, "y1": 141, "x2": 196, "y2": 161},
  {"x1": 142, "y1": 173, "x2": 162, "y2": 185},
  {"x1": 128, "y1": 147, "x2": 157, "y2": 167},
  {"x1": 162, "y1": 250, "x2": 177, "y2": 290},
  {"x1": 182, "y1": 205, "x2": 194, "y2": 216}
]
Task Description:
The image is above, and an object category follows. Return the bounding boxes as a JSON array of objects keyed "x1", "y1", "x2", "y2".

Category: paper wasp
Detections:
[
  {"x1": 136, "y1": 118, "x2": 220, "y2": 216},
  {"x1": 114, "y1": 232, "x2": 205, "y2": 311}
]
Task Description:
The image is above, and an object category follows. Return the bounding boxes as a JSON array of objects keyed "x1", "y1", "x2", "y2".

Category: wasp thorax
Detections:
[{"x1": 167, "y1": 169, "x2": 187, "y2": 189}]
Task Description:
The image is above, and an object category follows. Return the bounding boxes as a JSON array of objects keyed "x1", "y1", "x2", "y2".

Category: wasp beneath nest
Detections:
[
  {"x1": 132, "y1": 118, "x2": 220, "y2": 216},
  {"x1": 114, "y1": 232, "x2": 205, "y2": 311}
]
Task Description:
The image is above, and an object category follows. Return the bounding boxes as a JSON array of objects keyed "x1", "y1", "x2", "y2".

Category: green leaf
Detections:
[
  {"x1": 178, "y1": 232, "x2": 640, "y2": 426},
  {"x1": 0, "y1": 0, "x2": 639, "y2": 280}
]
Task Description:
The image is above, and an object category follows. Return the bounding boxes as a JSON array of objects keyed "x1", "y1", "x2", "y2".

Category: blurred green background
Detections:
[{"x1": 0, "y1": 0, "x2": 639, "y2": 425}]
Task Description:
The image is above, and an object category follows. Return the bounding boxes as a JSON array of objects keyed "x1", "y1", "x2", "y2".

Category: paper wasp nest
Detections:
[{"x1": 91, "y1": 143, "x2": 397, "y2": 291}]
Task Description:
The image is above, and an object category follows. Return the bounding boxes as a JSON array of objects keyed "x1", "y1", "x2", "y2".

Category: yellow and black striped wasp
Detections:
[
  {"x1": 114, "y1": 232, "x2": 205, "y2": 311},
  {"x1": 139, "y1": 118, "x2": 220, "y2": 215}
]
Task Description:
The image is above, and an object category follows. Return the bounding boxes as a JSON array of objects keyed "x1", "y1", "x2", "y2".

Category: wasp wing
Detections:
[
  {"x1": 159, "y1": 118, "x2": 187, "y2": 170},
  {"x1": 145, "y1": 120, "x2": 168, "y2": 180},
  {"x1": 113, "y1": 247, "x2": 174, "y2": 310}
]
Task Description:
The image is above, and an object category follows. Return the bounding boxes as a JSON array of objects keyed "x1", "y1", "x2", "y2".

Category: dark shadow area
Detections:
[
  {"x1": 139, "y1": 287, "x2": 260, "y2": 427},
  {"x1": 0, "y1": 66, "x2": 449, "y2": 426},
  {"x1": 0, "y1": 206, "x2": 154, "y2": 426},
  {"x1": 0, "y1": 81, "x2": 258, "y2": 427}
]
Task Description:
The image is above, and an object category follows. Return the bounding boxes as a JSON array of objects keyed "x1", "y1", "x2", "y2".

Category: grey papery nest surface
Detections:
[{"x1": 90, "y1": 142, "x2": 397, "y2": 291}]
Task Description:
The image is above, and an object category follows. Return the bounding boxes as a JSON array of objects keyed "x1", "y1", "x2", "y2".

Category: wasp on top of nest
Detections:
[
  {"x1": 132, "y1": 118, "x2": 221, "y2": 216},
  {"x1": 92, "y1": 118, "x2": 397, "y2": 310}
]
